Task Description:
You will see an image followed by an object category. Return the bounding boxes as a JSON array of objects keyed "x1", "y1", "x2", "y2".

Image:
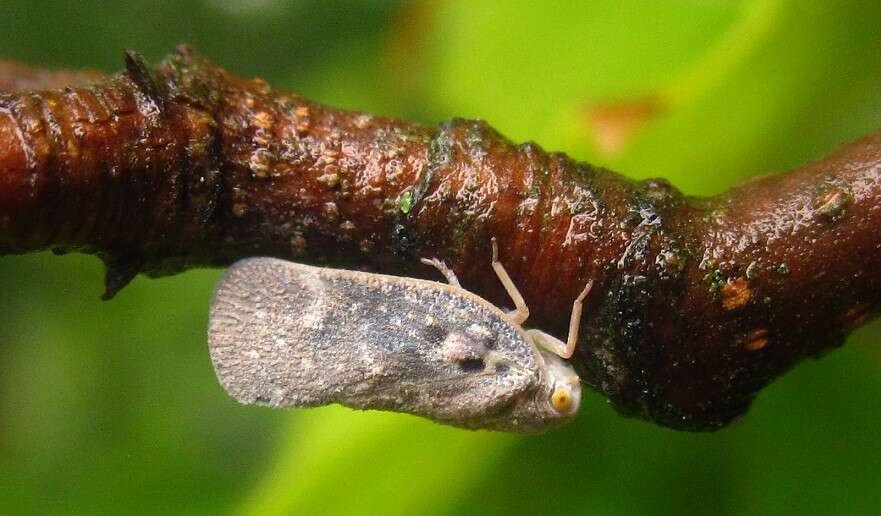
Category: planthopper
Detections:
[{"x1": 207, "y1": 239, "x2": 592, "y2": 433}]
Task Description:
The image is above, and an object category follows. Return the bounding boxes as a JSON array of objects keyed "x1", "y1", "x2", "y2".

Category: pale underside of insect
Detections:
[{"x1": 208, "y1": 240, "x2": 591, "y2": 433}]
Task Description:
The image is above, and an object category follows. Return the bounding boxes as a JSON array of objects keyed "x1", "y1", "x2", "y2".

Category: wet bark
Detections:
[{"x1": 0, "y1": 47, "x2": 878, "y2": 430}]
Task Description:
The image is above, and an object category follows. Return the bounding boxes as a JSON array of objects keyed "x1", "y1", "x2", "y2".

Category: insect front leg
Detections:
[
  {"x1": 527, "y1": 280, "x2": 593, "y2": 359},
  {"x1": 490, "y1": 238, "x2": 529, "y2": 325}
]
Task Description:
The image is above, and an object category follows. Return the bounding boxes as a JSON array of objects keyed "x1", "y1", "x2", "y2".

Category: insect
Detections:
[{"x1": 207, "y1": 238, "x2": 592, "y2": 433}]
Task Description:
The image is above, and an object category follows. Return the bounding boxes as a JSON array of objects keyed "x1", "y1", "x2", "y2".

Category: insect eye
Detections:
[{"x1": 551, "y1": 389, "x2": 573, "y2": 413}]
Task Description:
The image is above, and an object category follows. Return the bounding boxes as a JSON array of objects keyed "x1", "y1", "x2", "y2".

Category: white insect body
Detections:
[{"x1": 208, "y1": 239, "x2": 591, "y2": 433}]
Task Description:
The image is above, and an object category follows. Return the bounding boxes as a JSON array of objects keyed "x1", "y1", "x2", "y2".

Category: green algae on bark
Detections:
[{"x1": 0, "y1": 47, "x2": 879, "y2": 430}]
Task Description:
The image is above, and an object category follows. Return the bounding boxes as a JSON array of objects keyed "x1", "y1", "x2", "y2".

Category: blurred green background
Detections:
[{"x1": 2, "y1": 1, "x2": 881, "y2": 514}]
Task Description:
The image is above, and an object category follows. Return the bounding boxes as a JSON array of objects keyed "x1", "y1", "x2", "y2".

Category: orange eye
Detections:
[{"x1": 552, "y1": 389, "x2": 572, "y2": 413}]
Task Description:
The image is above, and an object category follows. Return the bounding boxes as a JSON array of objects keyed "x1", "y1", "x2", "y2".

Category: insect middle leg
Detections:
[
  {"x1": 490, "y1": 237, "x2": 530, "y2": 325},
  {"x1": 527, "y1": 280, "x2": 593, "y2": 359}
]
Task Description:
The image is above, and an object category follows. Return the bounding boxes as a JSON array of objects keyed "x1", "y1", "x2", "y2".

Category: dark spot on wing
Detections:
[
  {"x1": 424, "y1": 323, "x2": 448, "y2": 344},
  {"x1": 482, "y1": 335, "x2": 497, "y2": 350},
  {"x1": 494, "y1": 362, "x2": 509, "y2": 373},
  {"x1": 459, "y1": 357, "x2": 486, "y2": 372}
]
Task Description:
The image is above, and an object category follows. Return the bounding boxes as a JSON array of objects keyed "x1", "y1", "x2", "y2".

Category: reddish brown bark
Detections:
[
  {"x1": 0, "y1": 47, "x2": 878, "y2": 430},
  {"x1": 0, "y1": 60, "x2": 104, "y2": 92}
]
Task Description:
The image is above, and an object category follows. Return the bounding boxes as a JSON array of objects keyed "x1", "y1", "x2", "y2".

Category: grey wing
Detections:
[
  {"x1": 208, "y1": 257, "x2": 362, "y2": 407},
  {"x1": 207, "y1": 257, "x2": 540, "y2": 428},
  {"x1": 208, "y1": 257, "x2": 460, "y2": 410}
]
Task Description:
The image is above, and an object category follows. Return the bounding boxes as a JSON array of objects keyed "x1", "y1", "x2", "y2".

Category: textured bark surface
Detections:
[{"x1": 0, "y1": 47, "x2": 878, "y2": 430}]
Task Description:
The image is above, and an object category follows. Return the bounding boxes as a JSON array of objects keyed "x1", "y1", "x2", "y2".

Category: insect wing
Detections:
[
  {"x1": 208, "y1": 258, "x2": 478, "y2": 407},
  {"x1": 210, "y1": 257, "x2": 323, "y2": 406}
]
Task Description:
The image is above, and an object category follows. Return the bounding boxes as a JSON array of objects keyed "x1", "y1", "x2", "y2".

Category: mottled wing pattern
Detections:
[{"x1": 207, "y1": 257, "x2": 540, "y2": 419}]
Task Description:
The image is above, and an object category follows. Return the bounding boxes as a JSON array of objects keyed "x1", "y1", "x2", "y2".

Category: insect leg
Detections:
[
  {"x1": 491, "y1": 237, "x2": 529, "y2": 325},
  {"x1": 420, "y1": 257, "x2": 462, "y2": 287},
  {"x1": 527, "y1": 280, "x2": 593, "y2": 359}
]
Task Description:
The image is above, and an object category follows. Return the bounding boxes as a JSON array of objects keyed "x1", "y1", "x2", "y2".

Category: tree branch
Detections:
[
  {"x1": 0, "y1": 59, "x2": 104, "y2": 92},
  {"x1": 0, "y1": 47, "x2": 877, "y2": 430}
]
